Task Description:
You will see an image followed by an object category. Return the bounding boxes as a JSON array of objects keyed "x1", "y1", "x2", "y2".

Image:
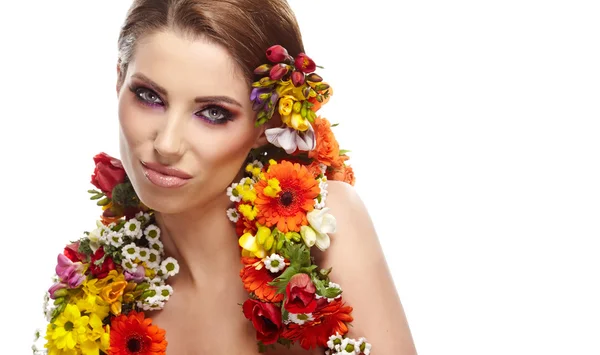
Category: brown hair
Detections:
[{"x1": 117, "y1": 0, "x2": 305, "y2": 87}]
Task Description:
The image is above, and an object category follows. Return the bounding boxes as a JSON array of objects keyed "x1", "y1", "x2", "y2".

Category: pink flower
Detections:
[
  {"x1": 55, "y1": 254, "x2": 85, "y2": 288},
  {"x1": 48, "y1": 282, "x2": 67, "y2": 299},
  {"x1": 266, "y1": 45, "x2": 289, "y2": 63},
  {"x1": 294, "y1": 53, "x2": 316, "y2": 73},
  {"x1": 125, "y1": 264, "x2": 146, "y2": 282},
  {"x1": 284, "y1": 273, "x2": 317, "y2": 314}
]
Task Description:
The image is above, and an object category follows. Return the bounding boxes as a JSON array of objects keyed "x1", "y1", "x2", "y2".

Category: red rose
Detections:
[
  {"x1": 63, "y1": 242, "x2": 86, "y2": 262},
  {"x1": 284, "y1": 273, "x2": 317, "y2": 314},
  {"x1": 294, "y1": 53, "x2": 316, "y2": 73},
  {"x1": 242, "y1": 299, "x2": 282, "y2": 345},
  {"x1": 91, "y1": 152, "x2": 126, "y2": 198},
  {"x1": 265, "y1": 45, "x2": 289, "y2": 63},
  {"x1": 90, "y1": 247, "x2": 115, "y2": 279}
]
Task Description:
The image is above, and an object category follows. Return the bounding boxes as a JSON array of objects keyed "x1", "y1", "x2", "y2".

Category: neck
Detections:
[{"x1": 154, "y1": 194, "x2": 241, "y2": 291}]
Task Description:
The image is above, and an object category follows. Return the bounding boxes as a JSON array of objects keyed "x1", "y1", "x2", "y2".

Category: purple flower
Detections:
[
  {"x1": 125, "y1": 264, "x2": 146, "y2": 282},
  {"x1": 48, "y1": 282, "x2": 67, "y2": 299}
]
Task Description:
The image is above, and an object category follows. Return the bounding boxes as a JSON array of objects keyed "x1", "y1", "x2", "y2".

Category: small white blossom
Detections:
[
  {"x1": 239, "y1": 177, "x2": 254, "y2": 187},
  {"x1": 160, "y1": 257, "x2": 180, "y2": 278},
  {"x1": 288, "y1": 312, "x2": 314, "y2": 325},
  {"x1": 264, "y1": 254, "x2": 286, "y2": 273},
  {"x1": 155, "y1": 285, "x2": 174, "y2": 301},
  {"x1": 340, "y1": 338, "x2": 357, "y2": 355},
  {"x1": 137, "y1": 247, "x2": 150, "y2": 262},
  {"x1": 144, "y1": 225, "x2": 160, "y2": 241},
  {"x1": 107, "y1": 231, "x2": 124, "y2": 248},
  {"x1": 121, "y1": 242, "x2": 141, "y2": 260},
  {"x1": 123, "y1": 219, "x2": 142, "y2": 239},
  {"x1": 145, "y1": 249, "x2": 161, "y2": 269},
  {"x1": 355, "y1": 337, "x2": 371, "y2": 355},
  {"x1": 121, "y1": 259, "x2": 138, "y2": 273},
  {"x1": 226, "y1": 208, "x2": 240, "y2": 222},
  {"x1": 327, "y1": 333, "x2": 343, "y2": 351},
  {"x1": 149, "y1": 240, "x2": 164, "y2": 255},
  {"x1": 227, "y1": 183, "x2": 242, "y2": 202},
  {"x1": 135, "y1": 211, "x2": 151, "y2": 223}
]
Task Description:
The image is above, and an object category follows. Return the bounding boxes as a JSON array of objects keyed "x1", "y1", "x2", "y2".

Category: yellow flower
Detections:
[
  {"x1": 76, "y1": 294, "x2": 109, "y2": 321},
  {"x1": 264, "y1": 178, "x2": 281, "y2": 198},
  {"x1": 45, "y1": 304, "x2": 89, "y2": 352},
  {"x1": 239, "y1": 204, "x2": 259, "y2": 221},
  {"x1": 100, "y1": 280, "x2": 128, "y2": 316},
  {"x1": 278, "y1": 95, "x2": 296, "y2": 116},
  {"x1": 79, "y1": 313, "x2": 109, "y2": 355},
  {"x1": 290, "y1": 112, "x2": 309, "y2": 131},
  {"x1": 239, "y1": 232, "x2": 266, "y2": 258}
]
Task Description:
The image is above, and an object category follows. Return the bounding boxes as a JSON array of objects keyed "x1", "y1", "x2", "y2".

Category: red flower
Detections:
[
  {"x1": 294, "y1": 53, "x2": 316, "y2": 73},
  {"x1": 269, "y1": 63, "x2": 290, "y2": 80},
  {"x1": 266, "y1": 45, "x2": 289, "y2": 63},
  {"x1": 242, "y1": 299, "x2": 283, "y2": 345},
  {"x1": 63, "y1": 241, "x2": 86, "y2": 262},
  {"x1": 91, "y1": 152, "x2": 126, "y2": 198},
  {"x1": 110, "y1": 311, "x2": 167, "y2": 355},
  {"x1": 284, "y1": 273, "x2": 317, "y2": 314},
  {"x1": 240, "y1": 257, "x2": 284, "y2": 303},
  {"x1": 281, "y1": 299, "x2": 354, "y2": 350},
  {"x1": 90, "y1": 246, "x2": 115, "y2": 279},
  {"x1": 291, "y1": 71, "x2": 305, "y2": 87}
]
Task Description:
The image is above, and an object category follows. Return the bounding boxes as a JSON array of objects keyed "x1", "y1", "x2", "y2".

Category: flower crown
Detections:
[
  {"x1": 33, "y1": 46, "x2": 366, "y2": 355},
  {"x1": 251, "y1": 45, "x2": 333, "y2": 155}
]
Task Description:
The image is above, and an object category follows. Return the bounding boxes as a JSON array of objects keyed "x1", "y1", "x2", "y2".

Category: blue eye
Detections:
[
  {"x1": 129, "y1": 85, "x2": 163, "y2": 107},
  {"x1": 196, "y1": 105, "x2": 233, "y2": 125}
]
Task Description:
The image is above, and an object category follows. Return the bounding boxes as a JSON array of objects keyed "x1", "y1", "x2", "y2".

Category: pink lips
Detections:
[{"x1": 141, "y1": 161, "x2": 192, "y2": 188}]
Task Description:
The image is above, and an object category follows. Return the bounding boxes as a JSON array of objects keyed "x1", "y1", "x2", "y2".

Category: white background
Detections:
[{"x1": 1, "y1": 0, "x2": 599, "y2": 354}]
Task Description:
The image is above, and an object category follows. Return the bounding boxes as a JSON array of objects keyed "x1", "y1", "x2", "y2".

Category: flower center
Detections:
[
  {"x1": 271, "y1": 260, "x2": 280, "y2": 267},
  {"x1": 127, "y1": 337, "x2": 142, "y2": 353},
  {"x1": 262, "y1": 316, "x2": 276, "y2": 330},
  {"x1": 280, "y1": 191, "x2": 294, "y2": 206},
  {"x1": 64, "y1": 321, "x2": 74, "y2": 331},
  {"x1": 298, "y1": 313, "x2": 309, "y2": 321}
]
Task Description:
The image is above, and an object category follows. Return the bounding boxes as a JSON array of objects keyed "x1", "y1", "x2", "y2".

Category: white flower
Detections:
[
  {"x1": 149, "y1": 240, "x2": 164, "y2": 255},
  {"x1": 263, "y1": 254, "x2": 286, "y2": 273},
  {"x1": 135, "y1": 211, "x2": 151, "y2": 223},
  {"x1": 226, "y1": 208, "x2": 240, "y2": 223},
  {"x1": 121, "y1": 259, "x2": 138, "y2": 273},
  {"x1": 288, "y1": 312, "x2": 314, "y2": 325},
  {"x1": 251, "y1": 160, "x2": 263, "y2": 169},
  {"x1": 160, "y1": 257, "x2": 180, "y2": 278},
  {"x1": 300, "y1": 225, "x2": 317, "y2": 248},
  {"x1": 123, "y1": 219, "x2": 142, "y2": 239},
  {"x1": 265, "y1": 125, "x2": 316, "y2": 154},
  {"x1": 307, "y1": 207, "x2": 337, "y2": 251},
  {"x1": 355, "y1": 337, "x2": 371, "y2": 355},
  {"x1": 143, "y1": 225, "x2": 160, "y2": 241},
  {"x1": 121, "y1": 242, "x2": 141, "y2": 260},
  {"x1": 227, "y1": 183, "x2": 242, "y2": 202},
  {"x1": 319, "y1": 163, "x2": 327, "y2": 174},
  {"x1": 107, "y1": 231, "x2": 124, "y2": 248},
  {"x1": 340, "y1": 338, "x2": 357, "y2": 355},
  {"x1": 327, "y1": 333, "x2": 343, "y2": 351},
  {"x1": 137, "y1": 248, "x2": 150, "y2": 262},
  {"x1": 145, "y1": 249, "x2": 161, "y2": 269},
  {"x1": 155, "y1": 285, "x2": 174, "y2": 300},
  {"x1": 146, "y1": 276, "x2": 163, "y2": 286}
]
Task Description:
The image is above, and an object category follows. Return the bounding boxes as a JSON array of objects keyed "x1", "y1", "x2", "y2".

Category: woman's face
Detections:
[{"x1": 117, "y1": 30, "x2": 263, "y2": 214}]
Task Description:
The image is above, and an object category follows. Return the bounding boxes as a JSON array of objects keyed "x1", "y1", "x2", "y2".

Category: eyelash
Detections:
[{"x1": 128, "y1": 84, "x2": 234, "y2": 125}]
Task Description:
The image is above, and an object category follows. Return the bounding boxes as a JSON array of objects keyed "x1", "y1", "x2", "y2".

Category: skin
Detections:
[{"x1": 116, "y1": 29, "x2": 417, "y2": 354}]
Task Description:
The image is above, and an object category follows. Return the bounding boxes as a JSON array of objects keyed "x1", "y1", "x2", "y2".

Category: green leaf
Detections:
[
  {"x1": 268, "y1": 266, "x2": 299, "y2": 294},
  {"x1": 78, "y1": 238, "x2": 93, "y2": 257},
  {"x1": 322, "y1": 287, "x2": 342, "y2": 299},
  {"x1": 281, "y1": 243, "x2": 311, "y2": 269},
  {"x1": 89, "y1": 194, "x2": 104, "y2": 200},
  {"x1": 311, "y1": 275, "x2": 329, "y2": 295},
  {"x1": 331, "y1": 123, "x2": 339, "y2": 127},
  {"x1": 299, "y1": 265, "x2": 318, "y2": 274},
  {"x1": 339, "y1": 149, "x2": 351, "y2": 155}
]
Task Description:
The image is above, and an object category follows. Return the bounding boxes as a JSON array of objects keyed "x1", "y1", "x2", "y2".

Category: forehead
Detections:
[{"x1": 128, "y1": 30, "x2": 249, "y2": 101}]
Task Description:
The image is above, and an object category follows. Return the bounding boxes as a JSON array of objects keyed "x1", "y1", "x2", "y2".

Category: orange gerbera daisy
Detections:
[
  {"x1": 254, "y1": 161, "x2": 320, "y2": 233},
  {"x1": 240, "y1": 257, "x2": 284, "y2": 302},
  {"x1": 281, "y1": 299, "x2": 354, "y2": 350},
  {"x1": 109, "y1": 311, "x2": 167, "y2": 355}
]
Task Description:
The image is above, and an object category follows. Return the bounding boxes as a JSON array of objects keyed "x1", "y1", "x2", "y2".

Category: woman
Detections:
[{"x1": 38, "y1": 0, "x2": 416, "y2": 354}]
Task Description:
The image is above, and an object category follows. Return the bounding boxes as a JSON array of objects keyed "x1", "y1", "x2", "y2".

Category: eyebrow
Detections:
[{"x1": 131, "y1": 73, "x2": 243, "y2": 107}]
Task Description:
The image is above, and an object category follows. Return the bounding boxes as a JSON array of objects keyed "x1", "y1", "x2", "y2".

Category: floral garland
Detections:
[{"x1": 33, "y1": 45, "x2": 367, "y2": 355}]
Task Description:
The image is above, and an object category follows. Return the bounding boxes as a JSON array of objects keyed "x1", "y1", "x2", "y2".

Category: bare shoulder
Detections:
[{"x1": 311, "y1": 180, "x2": 418, "y2": 354}]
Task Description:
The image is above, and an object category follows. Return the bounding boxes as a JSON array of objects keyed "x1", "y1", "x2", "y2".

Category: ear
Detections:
[{"x1": 253, "y1": 111, "x2": 283, "y2": 148}]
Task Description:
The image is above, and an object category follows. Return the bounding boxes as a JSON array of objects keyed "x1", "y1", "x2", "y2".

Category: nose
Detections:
[{"x1": 153, "y1": 113, "x2": 186, "y2": 163}]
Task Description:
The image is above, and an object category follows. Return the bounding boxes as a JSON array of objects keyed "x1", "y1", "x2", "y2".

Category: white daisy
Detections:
[
  {"x1": 160, "y1": 257, "x2": 180, "y2": 278},
  {"x1": 123, "y1": 219, "x2": 142, "y2": 239},
  {"x1": 137, "y1": 247, "x2": 150, "y2": 262},
  {"x1": 355, "y1": 337, "x2": 372, "y2": 355},
  {"x1": 263, "y1": 254, "x2": 286, "y2": 273},
  {"x1": 135, "y1": 211, "x2": 151, "y2": 223},
  {"x1": 155, "y1": 285, "x2": 174, "y2": 300},
  {"x1": 149, "y1": 240, "x2": 164, "y2": 255},
  {"x1": 121, "y1": 242, "x2": 140, "y2": 260},
  {"x1": 327, "y1": 333, "x2": 343, "y2": 351},
  {"x1": 288, "y1": 312, "x2": 314, "y2": 325},
  {"x1": 107, "y1": 222, "x2": 117, "y2": 230},
  {"x1": 226, "y1": 208, "x2": 240, "y2": 222},
  {"x1": 121, "y1": 259, "x2": 138, "y2": 273},
  {"x1": 107, "y1": 231, "x2": 124, "y2": 248},
  {"x1": 227, "y1": 183, "x2": 242, "y2": 202},
  {"x1": 340, "y1": 338, "x2": 357, "y2": 355},
  {"x1": 144, "y1": 225, "x2": 160, "y2": 241},
  {"x1": 145, "y1": 249, "x2": 161, "y2": 269},
  {"x1": 239, "y1": 177, "x2": 254, "y2": 187}
]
